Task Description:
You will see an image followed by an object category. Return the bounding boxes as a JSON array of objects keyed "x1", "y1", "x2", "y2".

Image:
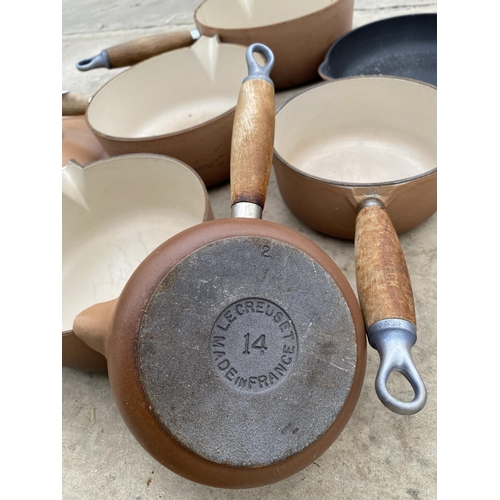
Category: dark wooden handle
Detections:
[
  {"x1": 62, "y1": 92, "x2": 91, "y2": 116},
  {"x1": 230, "y1": 78, "x2": 275, "y2": 208},
  {"x1": 107, "y1": 31, "x2": 195, "y2": 68},
  {"x1": 355, "y1": 204, "x2": 416, "y2": 328}
]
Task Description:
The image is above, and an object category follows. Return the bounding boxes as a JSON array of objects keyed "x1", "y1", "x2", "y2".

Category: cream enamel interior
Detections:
[
  {"x1": 62, "y1": 155, "x2": 207, "y2": 331},
  {"x1": 274, "y1": 77, "x2": 437, "y2": 185},
  {"x1": 196, "y1": 0, "x2": 336, "y2": 29},
  {"x1": 87, "y1": 37, "x2": 248, "y2": 138}
]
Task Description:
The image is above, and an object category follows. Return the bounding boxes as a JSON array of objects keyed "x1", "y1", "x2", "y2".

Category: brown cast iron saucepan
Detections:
[
  {"x1": 76, "y1": 0, "x2": 354, "y2": 89},
  {"x1": 71, "y1": 44, "x2": 366, "y2": 488},
  {"x1": 62, "y1": 154, "x2": 213, "y2": 371},
  {"x1": 64, "y1": 36, "x2": 252, "y2": 187},
  {"x1": 273, "y1": 77, "x2": 436, "y2": 415}
]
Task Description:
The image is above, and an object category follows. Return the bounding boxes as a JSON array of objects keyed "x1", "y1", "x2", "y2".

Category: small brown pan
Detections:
[
  {"x1": 64, "y1": 36, "x2": 250, "y2": 187},
  {"x1": 273, "y1": 76, "x2": 436, "y2": 415},
  {"x1": 70, "y1": 44, "x2": 366, "y2": 488},
  {"x1": 62, "y1": 154, "x2": 212, "y2": 371},
  {"x1": 76, "y1": 0, "x2": 354, "y2": 89}
]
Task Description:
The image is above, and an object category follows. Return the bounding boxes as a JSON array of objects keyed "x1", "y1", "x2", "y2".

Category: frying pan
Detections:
[
  {"x1": 64, "y1": 36, "x2": 251, "y2": 188},
  {"x1": 318, "y1": 13, "x2": 437, "y2": 86},
  {"x1": 273, "y1": 76, "x2": 436, "y2": 415},
  {"x1": 70, "y1": 44, "x2": 366, "y2": 488},
  {"x1": 76, "y1": 0, "x2": 354, "y2": 89},
  {"x1": 62, "y1": 154, "x2": 213, "y2": 371}
]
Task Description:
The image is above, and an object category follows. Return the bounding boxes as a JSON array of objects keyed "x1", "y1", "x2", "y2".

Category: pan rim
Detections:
[
  {"x1": 195, "y1": 0, "x2": 347, "y2": 32},
  {"x1": 274, "y1": 75, "x2": 437, "y2": 188},
  {"x1": 85, "y1": 40, "x2": 246, "y2": 141}
]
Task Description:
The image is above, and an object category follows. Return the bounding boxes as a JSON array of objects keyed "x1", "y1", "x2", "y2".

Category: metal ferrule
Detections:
[
  {"x1": 367, "y1": 318, "x2": 417, "y2": 350},
  {"x1": 190, "y1": 29, "x2": 201, "y2": 40},
  {"x1": 243, "y1": 43, "x2": 275, "y2": 86},
  {"x1": 231, "y1": 202, "x2": 263, "y2": 219},
  {"x1": 357, "y1": 197, "x2": 385, "y2": 211},
  {"x1": 367, "y1": 318, "x2": 427, "y2": 415}
]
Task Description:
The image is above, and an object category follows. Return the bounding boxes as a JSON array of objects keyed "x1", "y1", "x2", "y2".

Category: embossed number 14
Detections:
[{"x1": 243, "y1": 332, "x2": 268, "y2": 355}]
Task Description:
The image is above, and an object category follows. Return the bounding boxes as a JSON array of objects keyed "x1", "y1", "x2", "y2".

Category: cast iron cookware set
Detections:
[{"x1": 63, "y1": 1, "x2": 436, "y2": 489}]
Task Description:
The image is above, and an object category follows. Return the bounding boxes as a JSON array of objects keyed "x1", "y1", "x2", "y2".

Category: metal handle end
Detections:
[
  {"x1": 368, "y1": 319, "x2": 427, "y2": 415},
  {"x1": 76, "y1": 50, "x2": 111, "y2": 71},
  {"x1": 244, "y1": 43, "x2": 275, "y2": 85}
]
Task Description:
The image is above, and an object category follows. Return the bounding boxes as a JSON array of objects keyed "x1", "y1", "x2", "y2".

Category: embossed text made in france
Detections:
[{"x1": 210, "y1": 298, "x2": 298, "y2": 393}]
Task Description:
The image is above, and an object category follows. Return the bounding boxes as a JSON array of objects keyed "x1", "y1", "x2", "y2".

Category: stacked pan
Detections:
[{"x1": 63, "y1": 0, "x2": 436, "y2": 491}]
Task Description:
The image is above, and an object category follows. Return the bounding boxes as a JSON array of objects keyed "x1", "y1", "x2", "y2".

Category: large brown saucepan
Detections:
[
  {"x1": 64, "y1": 36, "x2": 251, "y2": 187},
  {"x1": 76, "y1": 0, "x2": 354, "y2": 89},
  {"x1": 62, "y1": 154, "x2": 212, "y2": 371},
  {"x1": 70, "y1": 45, "x2": 366, "y2": 488},
  {"x1": 273, "y1": 76, "x2": 436, "y2": 415}
]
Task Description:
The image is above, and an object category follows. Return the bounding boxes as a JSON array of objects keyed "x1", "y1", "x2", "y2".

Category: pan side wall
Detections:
[
  {"x1": 92, "y1": 110, "x2": 234, "y2": 188},
  {"x1": 273, "y1": 156, "x2": 437, "y2": 239},
  {"x1": 198, "y1": 0, "x2": 354, "y2": 89},
  {"x1": 62, "y1": 332, "x2": 108, "y2": 372}
]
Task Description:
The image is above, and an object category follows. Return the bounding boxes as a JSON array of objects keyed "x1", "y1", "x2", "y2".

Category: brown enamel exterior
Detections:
[
  {"x1": 106, "y1": 218, "x2": 366, "y2": 488},
  {"x1": 273, "y1": 153, "x2": 437, "y2": 240},
  {"x1": 62, "y1": 331, "x2": 108, "y2": 372},
  {"x1": 90, "y1": 108, "x2": 235, "y2": 188},
  {"x1": 195, "y1": 0, "x2": 354, "y2": 90}
]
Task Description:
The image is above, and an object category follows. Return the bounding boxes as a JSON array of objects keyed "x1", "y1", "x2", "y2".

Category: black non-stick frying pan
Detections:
[{"x1": 318, "y1": 13, "x2": 437, "y2": 86}]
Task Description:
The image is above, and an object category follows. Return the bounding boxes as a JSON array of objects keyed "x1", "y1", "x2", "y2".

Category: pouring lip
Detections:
[{"x1": 274, "y1": 75, "x2": 437, "y2": 189}]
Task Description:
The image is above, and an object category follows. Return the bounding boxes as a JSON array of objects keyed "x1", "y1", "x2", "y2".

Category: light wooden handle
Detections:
[
  {"x1": 355, "y1": 204, "x2": 416, "y2": 328},
  {"x1": 107, "y1": 31, "x2": 195, "y2": 68},
  {"x1": 230, "y1": 79, "x2": 275, "y2": 207},
  {"x1": 62, "y1": 92, "x2": 91, "y2": 116}
]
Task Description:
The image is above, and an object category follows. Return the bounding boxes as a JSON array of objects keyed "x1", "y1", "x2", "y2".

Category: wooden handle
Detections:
[
  {"x1": 62, "y1": 92, "x2": 91, "y2": 116},
  {"x1": 355, "y1": 204, "x2": 416, "y2": 328},
  {"x1": 107, "y1": 31, "x2": 195, "y2": 68},
  {"x1": 72, "y1": 298, "x2": 118, "y2": 357},
  {"x1": 230, "y1": 78, "x2": 275, "y2": 207}
]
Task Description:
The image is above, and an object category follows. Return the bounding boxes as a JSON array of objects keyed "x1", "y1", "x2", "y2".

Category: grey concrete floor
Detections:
[{"x1": 62, "y1": 1, "x2": 437, "y2": 498}]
